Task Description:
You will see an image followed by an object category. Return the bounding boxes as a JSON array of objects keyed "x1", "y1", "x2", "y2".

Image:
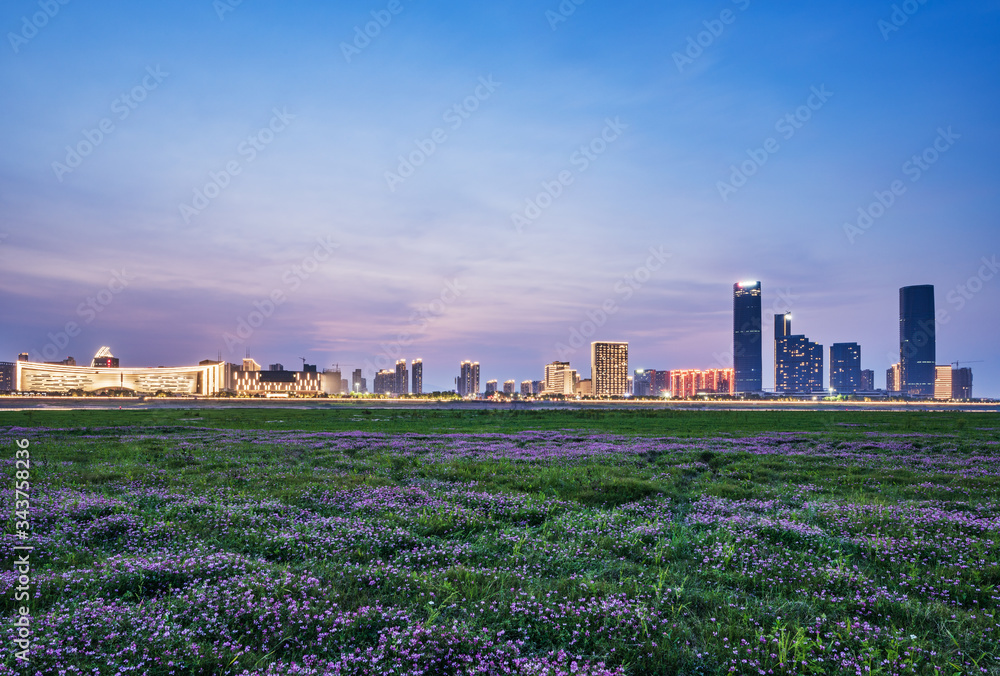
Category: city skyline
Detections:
[{"x1": 1, "y1": 2, "x2": 997, "y2": 395}]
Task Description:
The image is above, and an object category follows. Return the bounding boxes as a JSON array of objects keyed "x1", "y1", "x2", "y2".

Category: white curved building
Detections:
[{"x1": 14, "y1": 353, "x2": 229, "y2": 395}]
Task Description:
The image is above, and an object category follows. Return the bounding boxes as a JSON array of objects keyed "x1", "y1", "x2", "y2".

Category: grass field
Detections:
[{"x1": 2, "y1": 409, "x2": 999, "y2": 675}]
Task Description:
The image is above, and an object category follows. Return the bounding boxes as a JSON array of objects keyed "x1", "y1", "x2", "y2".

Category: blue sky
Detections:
[{"x1": 1, "y1": 0, "x2": 998, "y2": 394}]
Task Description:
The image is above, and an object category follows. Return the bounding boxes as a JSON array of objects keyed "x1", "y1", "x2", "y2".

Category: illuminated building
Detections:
[
  {"x1": 520, "y1": 380, "x2": 532, "y2": 396},
  {"x1": 886, "y1": 363, "x2": 902, "y2": 393},
  {"x1": 374, "y1": 369, "x2": 395, "y2": 395},
  {"x1": 669, "y1": 369, "x2": 734, "y2": 398},
  {"x1": 0, "y1": 362, "x2": 15, "y2": 392},
  {"x1": 774, "y1": 314, "x2": 823, "y2": 393},
  {"x1": 590, "y1": 341, "x2": 628, "y2": 397},
  {"x1": 91, "y1": 347, "x2": 119, "y2": 368},
  {"x1": 485, "y1": 380, "x2": 498, "y2": 395},
  {"x1": 829, "y1": 343, "x2": 862, "y2": 394},
  {"x1": 633, "y1": 370, "x2": 652, "y2": 397},
  {"x1": 233, "y1": 366, "x2": 339, "y2": 396},
  {"x1": 900, "y1": 285, "x2": 936, "y2": 397},
  {"x1": 14, "y1": 348, "x2": 230, "y2": 395},
  {"x1": 934, "y1": 365, "x2": 952, "y2": 401},
  {"x1": 411, "y1": 359, "x2": 423, "y2": 395},
  {"x1": 733, "y1": 281, "x2": 763, "y2": 393},
  {"x1": 544, "y1": 361, "x2": 577, "y2": 395},
  {"x1": 503, "y1": 380, "x2": 516, "y2": 395},
  {"x1": 860, "y1": 369, "x2": 875, "y2": 391},
  {"x1": 352, "y1": 368, "x2": 366, "y2": 394},
  {"x1": 457, "y1": 361, "x2": 480, "y2": 397}
]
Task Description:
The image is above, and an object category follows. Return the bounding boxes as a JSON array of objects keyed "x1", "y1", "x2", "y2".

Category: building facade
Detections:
[
  {"x1": 860, "y1": 369, "x2": 875, "y2": 392},
  {"x1": 544, "y1": 361, "x2": 577, "y2": 395},
  {"x1": 934, "y1": 365, "x2": 953, "y2": 401},
  {"x1": 411, "y1": 359, "x2": 423, "y2": 395},
  {"x1": 829, "y1": 343, "x2": 862, "y2": 394},
  {"x1": 503, "y1": 380, "x2": 516, "y2": 395},
  {"x1": 374, "y1": 369, "x2": 395, "y2": 395},
  {"x1": 775, "y1": 314, "x2": 823, "y2": 394},
  {"x1": 669, "y1": 369, "x2": 734, "y2": 398},
  {"x1": 457, "y1": 361, "x2": 480, "y2": 397},
  {"x1": 590, "y1": 342, "x2": 628, "y2": 397},
  {"x1": 900, "y1": 285, "x2": 936, "y2": 397},
  {"x1": 886, "y1": 363, "x2": 902, "y2": 393},
  {"x1": 14, "y1": 356, "x2": 231, "y2": 396},
  {"x1": 395, "y1": 359, "x2": 409, "y2": 396},
  {"x1": 734, "y1": 281, "x2": 763, "y2": 394},
  {"x1": 952, "y1": 367, "x2": 973, "y2": 400}
]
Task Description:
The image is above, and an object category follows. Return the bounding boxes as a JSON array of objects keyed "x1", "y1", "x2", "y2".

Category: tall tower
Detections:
[
  {"x1": 733, "y1": 282, "x2": 762, "y2": 394},
  {"x1": 590, "y1": 342, "x2": 628, "y2": 397},
  {"x1": 411, "y1": 359, "x2": 423, "y2": 395},
  {"x1": 829, "y1": 343, "x2": 861, "y2": 394},
  {"x1": 899, "y1": 285, "x2": 936, "y2": 397},
  {"x1": 774, "y1": 312, "x2": 791, "y2": 392},
  {"x1": 395, "y1": 359, "x2": 409, "y2": 396}
]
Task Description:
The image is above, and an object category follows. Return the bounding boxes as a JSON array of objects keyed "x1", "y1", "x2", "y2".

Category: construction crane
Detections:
[{"x1": 952, "y1": 360, "x2": 983, "y2": 368}]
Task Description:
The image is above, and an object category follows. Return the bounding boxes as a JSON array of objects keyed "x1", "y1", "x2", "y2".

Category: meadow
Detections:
[{"x1": 1, "y1": 409, "x2": 998, "y2": 675}]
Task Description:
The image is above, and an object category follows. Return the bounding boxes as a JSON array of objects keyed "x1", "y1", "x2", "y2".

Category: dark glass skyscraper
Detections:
[
  {"x1": 733, "y1": 282, "x2": 762, "y2": 393},
  {"x1": 829, "y1": 343, "x2": 861, "y2": 394},
  {"x1": 899, "y1": 285, "x2": 936, "y2": 397}
]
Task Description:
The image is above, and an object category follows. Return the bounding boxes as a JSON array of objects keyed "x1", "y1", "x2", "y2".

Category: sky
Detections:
[{"x1": 1, "y1": 0, "x2": 998, "y2": 395}]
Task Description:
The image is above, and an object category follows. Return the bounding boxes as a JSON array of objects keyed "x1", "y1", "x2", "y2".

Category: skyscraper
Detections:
[
  {"x1": 411, "y1": 359, "x2": 423, "y2": 395},
  {"x1": 395, "y1": 359, "x2": 409, "y2": 396},
  {"x1": 887, "y1": 363, "x2": 902, "y2": 393},
  {"x1": 829, "y1": 343, "x2": 862, "y2": 394},
  {"x1": 934, "y1": 365, "x2": 952, "y2": 401},
  {"x1": 503, "y1": 380, "x2": 516, "y2": 395},
  {"x1": 544, "y1": 361, "x2": 577, "y2": 395},
  {"x1": 351, "y1": 368, "x2": 366, "y2": 394},
  {"x1": 485, "y1": 380, "x2": 498, "y2": 395},
  {"x1": 733, "y1": 281, "x2": 762, "y2": 394},
  {"x1": 374, "y1": 369, "x2": 395, "y2": 395},
  {"x1": 457, "y1": 361, "x2": 480, "y2": 397},
  {"x1": 952, "y1": 367, "x2": 973, "y2": 400},
  {"x1": 860, "y1": 369, "x2": 875, "y2": 392},
  {"x1": 899, "y1": 285, "x2": 936, "y2": 397},
  {"x1": 774, "y1": 314, "x2": 823, "y2": 394},
  {"x1": 590, "y1": 342, "x2": 628, "y2": 397}
]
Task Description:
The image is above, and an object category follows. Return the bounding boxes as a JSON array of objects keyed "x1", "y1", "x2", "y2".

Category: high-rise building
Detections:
[
  {"x1": 653, "y1": 370, "x2": 669, "y2": 396},
  {"x1": 503, "y1": 380, "x2": 516, "y2": 395},
  {"x1": 734, "y1": 281, "x2": 763, "y2": 394},
  {"x1": 774, "y1": 315, "x2": 823, "y2": 393},
  {"x1": 457, "y1": 361, "x2": 480, "y2": 397},
  {"x1": 934, "y1": 365, "x2": 953, "y2": 401},
  {"x1": 952, "y1": 367, "x2": 973, "y2": 400},
  {"x1": 374, "y1": 369, "x2": 395, "y2": 395},
  {"x1": 0, "y1": 362, "x2": 15, "y2": 392},
  {"x1": 395, "y1": 359, "x2": 409, "y2": 396},
  {"x1": 351, "y1": 368, "x2": 366, "y2": 394},
  {"x1": 520, "y1": 380, "x2": 533, "y2": 396},
  {"x1": 485, "y1": 380, "x2": 498, "y2": 395},
  {"x1": 544, "y1": 361, "x2": 577, "y2": 395},
  {"x1": 532, "y1": 380, "x2": 544, "y2": 395},
  {"x1": 411, "y1": 359, "x2": 423, "y2": 395},
  {"x1": 900, "y1": 285, "x2": 936, "y2": 397},
  {"x1": 830, "y1": 343, "x2": 862, "y2": 394},
  {"x1": 633, "y1": 370, "x2": 652, "y2": 397},
  {"x1": 269, "y1": 363, "x2": 284, "y2": 371},
  {"x1": 860, "y1": 369, "x2": 875, "y2": 392},
  {"x1": 886, "y1": 363, "x2": 902, "y2": 393},
  {"x1": 591, "y1": 342, "x2": 628, "y2": 397}
]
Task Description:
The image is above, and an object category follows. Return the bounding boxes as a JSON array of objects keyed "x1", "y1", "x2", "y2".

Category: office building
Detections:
[
  {"x1": 544, "y1": 361, "x2": 577, "y2": 395},
  {"x1": 860, "y1": 369, "x2": 875, "y2": 392},
  {"x1": 0, "y1": 362, "x2": 15, "y2": 392},
  {"x1": 233, "y1": 365, "x2": 339, "y2": 396},
  {"x1": 952, "y1": 367, "x2": 973, "y2": 400},
  {"x1": 503, "y1": 380, "x2": 516, "y2": 395},
  {"x1": 886, "y1": 363, "x2": 902, "y2": 394},
  {"x1": 734, "y1": 281, "x2": 763, "y2": 393},
  {"x1": 351, "y1": 368, "x2": 366, "y2": 394},
  {"x1": 900, "y1": 285, "x2": 936, "y2": 397},
  {"x1": 374, "y1": 369, "x2": 395, "y2": 395},
  {"x1": 395, "y1": 359, "x2": 409, "y2": 396},
  {"x1": 774, "y1": 314, "x2": 823, "y2": 394},
  {"x1": 830, "y1": 343, "x2": 862, "y2": 394},
  {"x1": 669, "y1": 369, "x2": 735, "y2": 398},
  {"x1": 633, "y1": 370, "x2": 652, "y2": 397},
  {"x1": 934, "y1": 366, "x2": 953, "y2": 401},
  {"x1": 411, "y1": 359, "x2": 423, "y2": 395},
  {"x1": 591, "y1": 341, "x2": 628, "y2": 397},
  {"x1": 457, "y1": 361, "x2": 480, "y2": 397}
]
